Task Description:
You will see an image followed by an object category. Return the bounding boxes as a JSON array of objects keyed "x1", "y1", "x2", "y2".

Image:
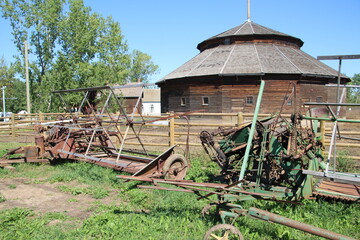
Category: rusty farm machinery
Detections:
[
  {"x1": 118, "y1": 81, "x2": 360, "y2": 240},
  {"x1": 1, "y1": 80, "x2": 359, "y2": 239},
  {"x1": 1, "y1": 83, "x2": 189, "y2": 180}
]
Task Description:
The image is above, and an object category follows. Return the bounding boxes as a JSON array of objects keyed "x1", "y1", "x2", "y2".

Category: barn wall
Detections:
[
  {"x1": 160, "y1": 79, "x2": 333, "y2": 114},
  {"x1": 123, "y1": 98, "x2": 141, "y2": 114},
  {"x1": 160, "y1": 82, "x2": 190, "y2": 113},
  {"x1": 299, "y1": 83, "x2": 328, "y2": 104},
  {"x1": 221, "y1": 80, "x2": 300, "y2": 114},
  {"x1": 188, "y1": 84, "x2": 222, "y2": 113}
]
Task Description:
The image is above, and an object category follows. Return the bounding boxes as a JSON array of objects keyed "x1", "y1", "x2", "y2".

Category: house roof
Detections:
[
  {"x1": 157, "y1": 21, "x2": 349, "y2": 84},
  {"x1": 143, "y1": 89, "x2": 160, "y2": 102},
  {"x1": 197, "y1": 21, "x2": 304, "y2": 51},
  {"x1": 114, "y1": 83, "x2": 143, "y2": 98}
]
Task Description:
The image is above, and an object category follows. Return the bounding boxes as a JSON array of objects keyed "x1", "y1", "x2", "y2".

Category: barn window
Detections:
[
  {"x1": 246, "y1": 96, "x2": 254, "y2": 105},
  {"x1": 284, "y1": 96, "x2": 292, "y2": 105},
  {"x1": 202, "y1": 96, "x2": 209, "y2": 105},
  {"x1": 150, "y1": 104, "x2": 154, "y2": 113},
  {"x1": 316, "y1": 96, "x2": 323, "y2": 103},
  {"x1": 181, "y1": 97, "x2": 186, "y2": 106}
]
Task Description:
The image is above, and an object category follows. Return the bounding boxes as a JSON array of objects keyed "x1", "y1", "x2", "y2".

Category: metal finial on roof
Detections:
[{"x1": 247, "y1": 0, "x2": 251, "y2": 22}]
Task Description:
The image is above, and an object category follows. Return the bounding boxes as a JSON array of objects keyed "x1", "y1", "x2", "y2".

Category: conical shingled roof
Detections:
[
  {"x1": 212, "y1": 21, "x2": 292, "y2": 38},
  {"x1": 157, "y1": 21, "x2": 348, "y2": 84},
  {"x1": 197, "y1": 21, "x2": 304, "y2": 51}
]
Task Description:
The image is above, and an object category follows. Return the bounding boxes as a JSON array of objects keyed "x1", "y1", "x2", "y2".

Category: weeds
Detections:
[
  {"x1": 57, "y1": 185, "x2": 110, "y2": 199},
  {"x1": 336, "y1": 150, "x2": 357, "y2": 173},
  {"x1": 0, "y1": 143, "x2": 358, "y2": 239},
  {"x1": 0, "y1": 193, "x2": 5, "y2": 202}
]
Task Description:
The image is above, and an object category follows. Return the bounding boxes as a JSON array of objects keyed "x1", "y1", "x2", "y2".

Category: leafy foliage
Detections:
[
  {"x1": 347, "y1": 73, "x2": 360, "y2": 103},
  {"x1": 0, "y1": 57, "x2": 26, "y2": 113},
  {"x1": 0, "y1": 193, "x2": 5, "y2": 202},
  {"x1": 0, "y1": 0, "x2": 159, "y2": 112}
]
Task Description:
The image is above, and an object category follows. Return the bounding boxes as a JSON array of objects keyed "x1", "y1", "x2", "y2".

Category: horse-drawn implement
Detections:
[{"x1": 1, "y1": 83, "x2": 188, "y2": 180}]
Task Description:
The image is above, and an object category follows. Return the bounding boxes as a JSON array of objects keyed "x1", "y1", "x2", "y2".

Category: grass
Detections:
[
  {"x1": 0, "y1": 193, "x2": 5, "y2": 203},
  {"x1": 57, "y1": 185, "x2": 110, "y2": 199},
  {"x1": 336, "y1": 150, "x2": 358, "y2": 173},
  {"x1": 0, "y1": 146, "x2": 359, "y2": 239}
]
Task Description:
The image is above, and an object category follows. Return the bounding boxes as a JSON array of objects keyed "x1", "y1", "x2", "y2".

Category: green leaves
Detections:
[
  {"x1": 128, "y1": 50, "x2": 159, "y2": 83},
  {"x1": 1, "y1": 0, "x2": 159, "y2": 112},
  {"x1": 347, "y1": 73, "x2": 360, "y2": 103}
]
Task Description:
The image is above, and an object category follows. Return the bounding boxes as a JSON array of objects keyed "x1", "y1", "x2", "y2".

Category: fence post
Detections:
[
  {"x1": 11, "y1": 114, "x2": 16, "y2": 141},
  {"x1": 169, "y1": 112, "x2": 175, "y2": 146},
  {"x1": 320, "y1": 120, "x2": 325, "y2": 146},
  {"x1": 237, "y1": 112, "x2": 244, "y2": 126},
  {"x1": 39, "y1": 112, "x2": 44, "y2": 123}
]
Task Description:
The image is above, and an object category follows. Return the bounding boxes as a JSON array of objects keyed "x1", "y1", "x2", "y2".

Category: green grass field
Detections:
[{"x1": 0, "y1": 144, "x2": 359, "y2": 240}]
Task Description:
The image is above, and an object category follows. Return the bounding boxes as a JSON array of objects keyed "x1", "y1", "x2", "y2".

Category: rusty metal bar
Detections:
[
  {"x1": 138, "y1": 185, "x2": 193, "y2": 193},
  {"x1": 85, "y1": 129, "x2": 97, "y2": 156},
  {"x1": 58, "y1": 150, "x2": 130, "y2": 168},
  {"x1": 100, "y1": 90, "x2": 113, "y2": 115},
  {"x1": 77, "y1": 91, "x2": 89, "y2": 116},
  {"x1": 248, "y1": 207, "x2": 356, "y2": 240},
  {"x1": 57, "y1": 93, "x2": 76, "y2": 119}
]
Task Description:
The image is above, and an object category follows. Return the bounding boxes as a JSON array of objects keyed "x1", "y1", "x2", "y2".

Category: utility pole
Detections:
[
  {"x1": 1, "y1": 86, "x2": 6, "y2": 118},
  {"x1": 24, "y1": 41, "x2": 31, "y2": 113}
]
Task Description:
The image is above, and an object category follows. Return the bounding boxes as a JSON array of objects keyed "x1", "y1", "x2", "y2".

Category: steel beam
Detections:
[
  {"x1": 248, "y1": 207, "x2": 356, "y2": 240},
  {"x1": 238, "y1": 80, "x2": 265, "y2": 182}
]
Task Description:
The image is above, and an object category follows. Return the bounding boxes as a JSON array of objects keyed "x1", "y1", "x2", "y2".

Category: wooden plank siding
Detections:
[
  {"x1": 188, "y1": 84, "x2": 222, "y2": 113},
  {"x1": 160, "y1": 79, "x2": 336, "y2": 114}
]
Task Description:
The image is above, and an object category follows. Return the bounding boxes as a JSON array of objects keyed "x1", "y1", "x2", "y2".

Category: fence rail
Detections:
[{"x1": 1, "y1": 112, "x2": 360, "y2": 161}]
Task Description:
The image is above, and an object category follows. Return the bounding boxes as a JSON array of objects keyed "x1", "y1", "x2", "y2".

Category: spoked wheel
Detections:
[
  {"x1": 204, "y1": 224, "x2": 243, "y2": 240},
  {"x1": 163, "y1": 154, "x2": 188, "y2": 180}
]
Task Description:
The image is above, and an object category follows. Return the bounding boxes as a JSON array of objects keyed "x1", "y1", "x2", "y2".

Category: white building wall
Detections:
[{"x1": 142, "y1": 102, "x2": 161, "y2": 115}]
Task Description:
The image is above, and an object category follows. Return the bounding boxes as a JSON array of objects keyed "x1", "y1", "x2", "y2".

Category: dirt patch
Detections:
[{"x1": 0, "y1": 178, "x2": 120, "y2": 219}]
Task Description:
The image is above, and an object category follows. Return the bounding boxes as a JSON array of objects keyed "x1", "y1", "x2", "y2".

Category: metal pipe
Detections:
[
  {"x1": 336, "y1": 58, "x2": 342, "y2": 104},
  {"x1": 238, "y1": 80, "x2": 265, "y2": 182},
  {"x1": 248, "y1": 207, "x2": 355, "y2": 240},
  {"x1": 303, "y1": 117, "x2": 360, "y2": 123},
  {"x1": 303, "y1": 102, "x2": 360, "y2": 107}
]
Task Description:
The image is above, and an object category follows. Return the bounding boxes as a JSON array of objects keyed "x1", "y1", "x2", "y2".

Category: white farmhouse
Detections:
[{"x1": 142, "y1": 89, "x2": 161, "y2": 115}]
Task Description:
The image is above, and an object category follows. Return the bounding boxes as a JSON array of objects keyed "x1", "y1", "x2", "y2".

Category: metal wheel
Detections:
[
  {"x1": 163, "y1": 154, "x2": 188, "y2": 180},
  {"x1": 203, "y1": 224, "x2": 243, "y2": 240}
]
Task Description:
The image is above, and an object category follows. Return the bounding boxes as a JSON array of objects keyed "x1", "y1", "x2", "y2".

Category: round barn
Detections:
[{"x1": 156, "y1": 21, "x2": 349, "y2": 114}]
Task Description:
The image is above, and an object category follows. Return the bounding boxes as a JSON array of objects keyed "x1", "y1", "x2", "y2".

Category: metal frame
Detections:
[{"x1": 34, "y1": 83, "x2": 187, "y2": 179}]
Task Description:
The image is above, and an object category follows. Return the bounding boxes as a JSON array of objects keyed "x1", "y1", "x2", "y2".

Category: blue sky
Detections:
[{"x1": 1, "y1": 0, "x2": 359, "y2": 83}]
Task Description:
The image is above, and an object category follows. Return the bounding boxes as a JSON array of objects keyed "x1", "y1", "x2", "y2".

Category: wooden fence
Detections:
[{"x1": 1, "y1": 112, "x2": 360, "y2": 161}]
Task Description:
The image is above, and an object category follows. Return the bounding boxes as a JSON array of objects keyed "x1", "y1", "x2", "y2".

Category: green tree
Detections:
[
  {"x1": 1, "y1": 0, "x2": 64, "y2": 84},
  {"x1": 1, "y1": 0, "x2": 159, "y2": 112},
  {"x1": 0, "y1": 57, "x2": 26, "y2": 113},
  {"x1": 347, "y1": 73, "x2": 360, "y2": 103},
  {"x1": 128, "y1": 50, "x2": 159, "y2": 83}
]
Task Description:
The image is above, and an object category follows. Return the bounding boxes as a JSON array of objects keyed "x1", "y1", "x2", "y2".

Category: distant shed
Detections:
[
  {"x1": 113, "y1": 84, "x2": 160, "y2": 115},
  {"x1": 156, "y1": 21, "x2": 350, "y2": 114},
  {"x1": 142, "y1": 89, "x2": 161, "y2": 115},
  {"x1": 114, "y1": 83, "x2": 143, "y2": 114}
]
